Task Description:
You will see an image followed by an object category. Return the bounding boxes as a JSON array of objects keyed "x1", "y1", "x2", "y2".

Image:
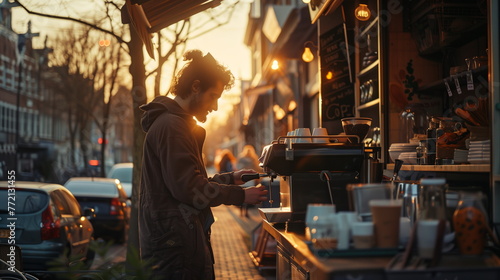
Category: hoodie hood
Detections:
[{"x1": 140, "y1": 96, "x2": 193, "y2": 132}]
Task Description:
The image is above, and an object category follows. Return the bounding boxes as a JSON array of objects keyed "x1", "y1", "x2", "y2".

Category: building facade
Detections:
[
  {"x1": 0, "y1": 3, "x2": 133, "y2": 182},
  {"x1": 243, "y1": 0, "x2": 321, "y2": 155}
]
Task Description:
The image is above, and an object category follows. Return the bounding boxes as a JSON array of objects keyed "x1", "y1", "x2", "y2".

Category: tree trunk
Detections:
[{"x1": 126, "y1": 25, "x2": 147, "y2": 275}]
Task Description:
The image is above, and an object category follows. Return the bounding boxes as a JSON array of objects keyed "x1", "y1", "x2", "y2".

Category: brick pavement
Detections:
[{"x1": 211, "y1": 205, "x2": 276, "y2": 280}]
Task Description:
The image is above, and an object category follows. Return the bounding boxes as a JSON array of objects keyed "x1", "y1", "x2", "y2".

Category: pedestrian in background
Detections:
[
  {"x1": 139, "y1": 49, "x2": 268, "y2": 280},
  {"x1": 215, "y1": 149, "x2": 236, "y2": 173}
]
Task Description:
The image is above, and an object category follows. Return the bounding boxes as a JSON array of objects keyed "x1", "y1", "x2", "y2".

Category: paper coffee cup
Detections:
[{"x1": 369, "y1": 199, "x2": 402, "y2": 248}]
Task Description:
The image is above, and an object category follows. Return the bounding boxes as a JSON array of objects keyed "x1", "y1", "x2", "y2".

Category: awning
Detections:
[
  {"x1": 277, "y1": 6, "x2": 318, "y2": 59},
  {"x1": 122, "y1": 0, "x2": 223, "y2": 59},
  {"x1": 308, "y1": 0, "x2": 344, "y2": 23},
  {"x1": 260, "y1": 7, "x2": 317, "y2": 81},
  {"x1": 244, "y1": 84, "x2": 274, "y2": 120}
]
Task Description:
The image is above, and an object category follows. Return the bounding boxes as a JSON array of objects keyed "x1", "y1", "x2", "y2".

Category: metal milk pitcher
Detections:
[{"x1": 396, "y1": 181, "x2": 419, "y2": 226}]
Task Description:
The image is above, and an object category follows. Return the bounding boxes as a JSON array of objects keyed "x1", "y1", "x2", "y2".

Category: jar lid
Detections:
[{"x1": 419, "y1": 178, "x2": 446, "y2": 185}]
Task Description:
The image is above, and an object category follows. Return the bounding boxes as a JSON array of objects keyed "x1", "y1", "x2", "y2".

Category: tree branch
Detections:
[{"x1": 15, "y1": 0, "x2": 128, "y2": 45}]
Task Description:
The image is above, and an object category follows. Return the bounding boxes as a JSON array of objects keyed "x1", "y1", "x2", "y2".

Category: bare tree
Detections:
[
  {"x1": 48, "y1": 25, "x2": 127, "y2": 178},
  {"x1": 148, "y1": 1, "x2": 240, "y2": 97},
  {"x1": 47, "y1": 27, "x2": 99, "y2": 175},
  {"x1": 92, "y1": 30, "x2": 127, "y2": 177}
]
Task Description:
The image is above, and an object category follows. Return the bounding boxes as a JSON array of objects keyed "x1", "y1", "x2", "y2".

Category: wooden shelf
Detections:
[
  {"x1": 386, "y1": 163, "x2": 490, "y2": 173},
  {"x1": 357, "y1": 60, "x2": 379, "y2": 77},
  {"x1": 358, "y1": 98, "x2": 380, "y2": 110},
  {"x1": 418, "y1": 66, "x2": 488, "y2": 93}
]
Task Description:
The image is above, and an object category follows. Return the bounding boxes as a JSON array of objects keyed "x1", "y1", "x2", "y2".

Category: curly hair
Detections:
[{"x1": 170, "y1": 50, "x2": 235, "y2": 99}]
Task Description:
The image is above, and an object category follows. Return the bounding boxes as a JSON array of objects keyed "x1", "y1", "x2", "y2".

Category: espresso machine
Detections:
[{"x1": 257, "y1": 135, "x2": 365, "y2": 224}]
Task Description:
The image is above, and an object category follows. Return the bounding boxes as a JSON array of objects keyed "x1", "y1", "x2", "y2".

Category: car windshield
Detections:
[
  {"x1": 0, "y1": 189, "x2": 48, "y2": 214},
  {"x1": 109, "y1": 168, "x2": 132, "y2": 183},
  {"x1": 65, "y1": 181, "x2": 119, "y2": 197}
]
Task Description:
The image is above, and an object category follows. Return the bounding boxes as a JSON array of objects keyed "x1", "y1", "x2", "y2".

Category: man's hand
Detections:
[
  {"x1": 233, "y1": 169, "x2": 256, "y2": 185},
  {"x1": 244, "y1": 184, "x2": 268, "y2": 205}
]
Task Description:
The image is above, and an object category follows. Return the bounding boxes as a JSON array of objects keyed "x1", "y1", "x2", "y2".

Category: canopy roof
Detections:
[{"x1": 123, "y1": 0, "x2": 222, "y2": 58}]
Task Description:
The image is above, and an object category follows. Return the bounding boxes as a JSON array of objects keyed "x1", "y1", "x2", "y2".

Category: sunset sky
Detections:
[
  {"x1": 11, "y1": 0, "x2": 252, "y2": 125},
  {"x1": 11, "y1": 0, "x2": 252, "y2": 81}
]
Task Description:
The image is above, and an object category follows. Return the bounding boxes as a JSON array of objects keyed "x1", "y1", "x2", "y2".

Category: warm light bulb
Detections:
[
  {"x1": 271, "y1": 60, "x2": 279, "y2": 70},
  {"x1": 355, "y1": 4, "x2": 371, "y2": 21},
  {"x1": 326, "y1": 71, "x2": 333, "y2": 80},
  {"x1": 302, "y1": 47, "x2": 314, "y2": 63},
  {"x1": 302, "y1": 0, "x2": 311, "y2": 3}
]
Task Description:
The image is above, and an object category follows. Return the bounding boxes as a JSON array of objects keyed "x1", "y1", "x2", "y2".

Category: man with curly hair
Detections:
[{"x1": 139, "y1": 50, "x2": 268, "y2": 279}]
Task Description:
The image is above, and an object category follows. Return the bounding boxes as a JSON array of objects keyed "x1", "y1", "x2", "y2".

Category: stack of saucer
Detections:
[
  {"x1": 398, "y1": 152, "x2": 418, "y2": 165},
  {"x1": 467, "y1": 140, "x2": 491, "y2": 164},
  {"x1": 454, "y1": 149, "x2": 469, "y2": 164},
  {"x1": 388, "y1": 143, "x2": 418, "y2": 162}
]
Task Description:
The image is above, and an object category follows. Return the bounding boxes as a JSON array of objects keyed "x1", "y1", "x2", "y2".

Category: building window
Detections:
[{"x1": 0, "y1": 103, "x2": 4, "y2": 132}]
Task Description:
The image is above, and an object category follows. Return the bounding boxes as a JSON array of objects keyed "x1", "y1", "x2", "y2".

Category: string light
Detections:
[
  {"x1": 355, "y1": 4, "x2": 371, "y2": 21},
  {"x1": 302, "y1": 47, "x2": 314, "y2": 62},
  {"x1": 302, "y1": 41, "x2": 318, "y2": 63}
]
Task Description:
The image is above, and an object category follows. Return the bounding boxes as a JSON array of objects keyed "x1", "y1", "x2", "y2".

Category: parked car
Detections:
[
  {"x1": 0, "y1": 181, "x2": 95, "y2": 272},
  {"x1": 64, "y1": 177, "x2": 130, "y2": 243},
  {"x1": 107, "y1": 162, "x2": 133, "y2": 198}
]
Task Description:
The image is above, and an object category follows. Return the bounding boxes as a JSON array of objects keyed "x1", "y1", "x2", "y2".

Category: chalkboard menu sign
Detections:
[{"x1": 320, "y1": 24, "x2": 354, "y2": 124}]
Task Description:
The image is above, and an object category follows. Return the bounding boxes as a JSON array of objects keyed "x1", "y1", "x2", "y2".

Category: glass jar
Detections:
[
  {"x1": 399, "y1": 104, "x2": 429, "y2": 143},
  {"x1": 452, "y1": 192, "x2": 488, "y2": 255},
  {"x1": 416, "y1": 141, "x2": 427, "y2": 165},
  {"x1": 417, "y1": 178, "x2": 447, "y2": 221}
]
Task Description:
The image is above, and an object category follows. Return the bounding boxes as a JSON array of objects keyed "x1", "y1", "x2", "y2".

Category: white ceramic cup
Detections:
[
  {"x1": 336, "y1": 211, "x2": 359, "y2": 249},
  {"x1": 290, "y1": 129, "x2": 297, "y2": 143},
  {"x1": 295, "y1": 128, "x2": 312, "y2": 143},
  {"x1": 310, "y1": 213, "x2": 338, "y2": 239},
  {"x1": 417, "y1": 219, "x2": 442, "y2": 259},
  {"x1": 399, "y1": 217, "x2": 411, "y2": 247},
  {"x1": 310, "y1": 213, "x2": 339, "y2": 249},
  {"x1": 312, "y1": 127, "x2": 329, "y2": 143},
  {"x1": 306, "y1": 203, "x2": 336, "y2": 228},
  {"x1": 352, "y1": 221, "x2": 375, "y2": 249},
  {"x1": 285, "y1": 131, "x2": 293, "y2": 145}
]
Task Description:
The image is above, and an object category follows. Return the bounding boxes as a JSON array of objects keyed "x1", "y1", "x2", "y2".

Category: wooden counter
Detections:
[
  {"x1": 262, "y1": 219, "x2": 500, "y2": 279},
  {"x1": 262, "y1": 219, "x2": 392, "y2": 280}
]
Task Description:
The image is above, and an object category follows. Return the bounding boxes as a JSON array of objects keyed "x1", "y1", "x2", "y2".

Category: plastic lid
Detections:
[{"x1": 419, "y1": 178, "x2": 446, "y2": 185}]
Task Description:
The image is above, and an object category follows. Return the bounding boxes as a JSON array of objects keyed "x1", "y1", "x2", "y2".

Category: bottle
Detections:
[
  {"x1": 453, "y1": 192, "x2": 488, "y2": 255},
  {"x1": 426, "y1": 118, "x2": 438, "y2": 165},
  {"x1": 435, "y1": 119, "x2": 455, "y2": 164}
]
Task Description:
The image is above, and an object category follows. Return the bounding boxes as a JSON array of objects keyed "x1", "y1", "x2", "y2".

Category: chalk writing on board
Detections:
[{"x1": 320, "y1": 23, "x2": 354, "y2": 122}]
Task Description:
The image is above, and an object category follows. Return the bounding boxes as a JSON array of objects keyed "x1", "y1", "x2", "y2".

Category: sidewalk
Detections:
[
  {"x1": 211, "y1": 205, "x2": 276, "y2": 280},
  {"x1": 90, "y1": 204, "x2": 276, "y2": 279}
]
